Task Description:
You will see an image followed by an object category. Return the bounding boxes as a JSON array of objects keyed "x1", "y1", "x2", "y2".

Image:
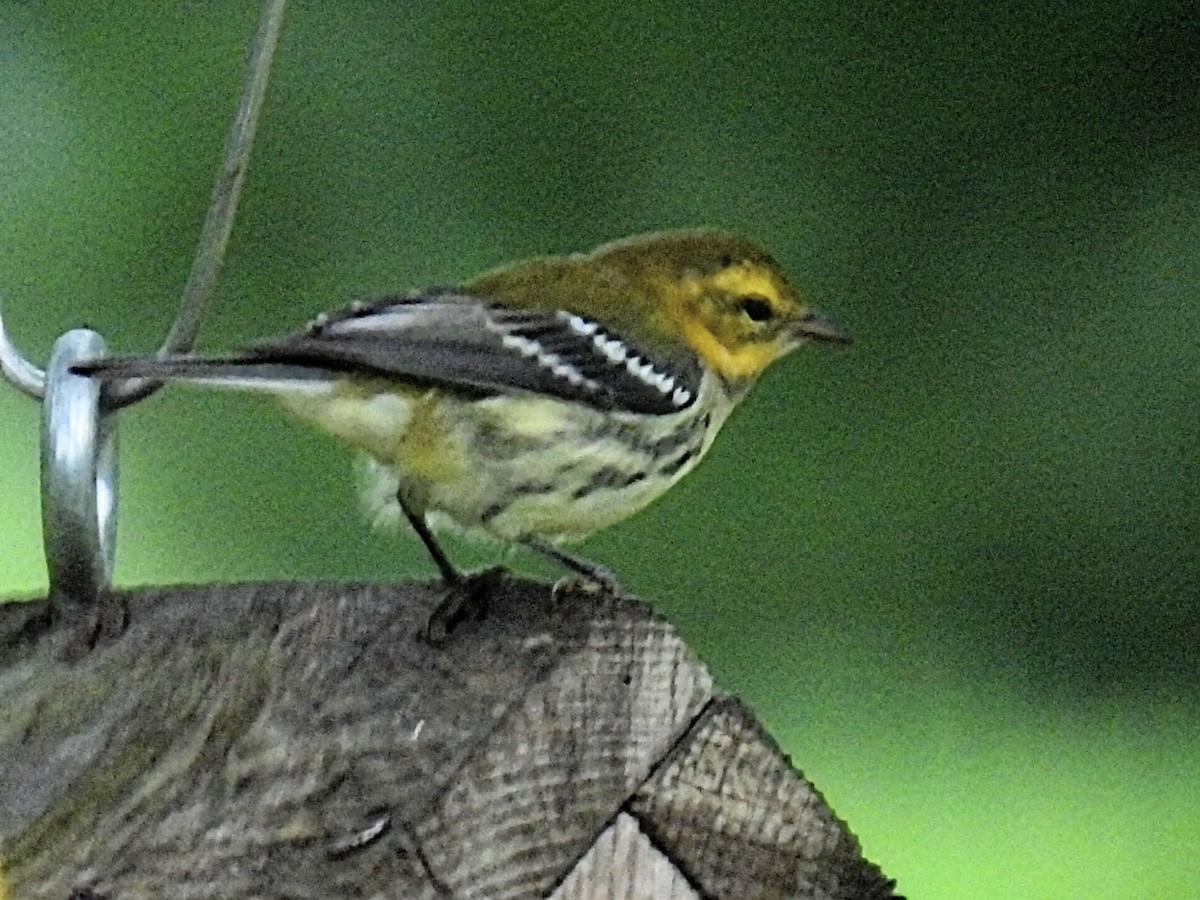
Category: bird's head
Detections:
[{"x1": 589, "y1": 229, "x2": 852, "y2": 385}]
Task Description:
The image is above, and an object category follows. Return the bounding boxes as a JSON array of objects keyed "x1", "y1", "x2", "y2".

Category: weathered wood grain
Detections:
[
  {"x1": 551, "y1": 813, "x2": 700, "y2": 900},
  {"x1": 0, "y1": 580, "x2": 897, "y2": 899}
]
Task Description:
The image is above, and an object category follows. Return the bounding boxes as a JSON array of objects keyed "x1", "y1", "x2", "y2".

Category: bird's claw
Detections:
[
  {"x1": 550, "y1": 566, "x2": 620, "y2": 606},
  {"x1": 422, "y1": 566, "x2": 508, "y2": 644}
]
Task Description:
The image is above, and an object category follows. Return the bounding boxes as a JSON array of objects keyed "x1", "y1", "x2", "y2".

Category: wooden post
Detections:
[{"x1": 0, "y1": 580, "x2": 898, "y2": 899}]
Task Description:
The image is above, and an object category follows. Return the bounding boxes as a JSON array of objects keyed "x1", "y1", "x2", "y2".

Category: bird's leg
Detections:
[
  {"x1": 519, "y1": 536, "x2": 620, "y2": 598},
  {"x1": 397, "y1": 493, "x2": 504, "y2": 642},
  {"x1": 396, "y1": 493, "x2": 461, "y2": 585}
]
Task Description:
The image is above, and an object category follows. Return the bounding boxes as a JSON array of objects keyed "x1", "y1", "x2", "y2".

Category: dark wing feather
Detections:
[{"x1": 247, "y1": 293, "x2": 702, "y2": 416}]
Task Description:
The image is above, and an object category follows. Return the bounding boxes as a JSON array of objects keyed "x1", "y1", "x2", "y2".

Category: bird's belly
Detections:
[
  {"x1": 281, "y1": 383, "x2": 718, "y2": 543},
  {"x1": 419, "y1": 392, "x2": 721, "y2": 539},
  {"x1": 426, "y1": 394, "x2": 715, "y2": 542}
]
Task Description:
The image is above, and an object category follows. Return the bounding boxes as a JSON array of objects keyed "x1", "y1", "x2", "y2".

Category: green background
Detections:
[{"x1": 2, "y1": 2, "x2": 1197, "y2": 896}]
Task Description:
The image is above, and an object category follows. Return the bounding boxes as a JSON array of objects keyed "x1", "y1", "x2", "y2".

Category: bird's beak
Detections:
[{"x1": 792, "y1": 308, "x2": 852, "y2": 344}]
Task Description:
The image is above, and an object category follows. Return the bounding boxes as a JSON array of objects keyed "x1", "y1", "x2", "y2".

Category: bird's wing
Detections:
[
  {"x1": 248, "y1": 293, "x2": 703, "y2": 415},
  {"x1": 76, "y1": 293, "x2": 704, "y2": 416}
]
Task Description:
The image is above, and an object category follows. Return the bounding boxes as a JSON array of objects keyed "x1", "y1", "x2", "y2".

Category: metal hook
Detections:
[
  {"x1": 1, "y1": 307, "x2": 116, "y2": 612},
  {"x1": 41, "y1": 329, "x2": 118, "y2": 612}
]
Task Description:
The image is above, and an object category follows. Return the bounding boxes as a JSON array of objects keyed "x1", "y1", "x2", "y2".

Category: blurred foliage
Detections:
[{"x1": 1, "y1": 2, "x2": 1198, "y2": 897}]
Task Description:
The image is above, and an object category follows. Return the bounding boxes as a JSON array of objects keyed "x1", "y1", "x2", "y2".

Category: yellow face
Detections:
[{"x1": 663, "y1": 257, "x2": 818, "y2": 382}]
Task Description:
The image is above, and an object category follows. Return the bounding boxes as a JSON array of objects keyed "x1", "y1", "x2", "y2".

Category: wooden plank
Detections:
[
  {"x1": 551, "y1": 812, "x2": 699, "y2": 900},
  {"x1": 629, "y1": 696, "x2": 899, "y2": 899},
  {"x1": 414, "y1": 600, "x2": 713, "y2": 898}
]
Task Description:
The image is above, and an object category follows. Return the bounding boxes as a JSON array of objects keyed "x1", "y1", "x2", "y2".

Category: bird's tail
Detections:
[{"x1": 70, "y1": 355, "x2": 337, "y2": 393}]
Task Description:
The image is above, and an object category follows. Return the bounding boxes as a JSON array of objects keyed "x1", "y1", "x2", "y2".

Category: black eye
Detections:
[{"x1": 738, "y1": 295, "x2": 774, "y2": 322}]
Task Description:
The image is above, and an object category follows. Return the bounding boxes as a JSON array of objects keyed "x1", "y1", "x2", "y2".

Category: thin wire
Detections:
[
  {"x1": 107, "y1": 0, "x2": 288, "y2": 408},
  {"x1": 0, "y1": 297, "x2": 46, "y2": 399},
  {"x1": 0, "y1": 0, "x2": 287, "y2": 409}
]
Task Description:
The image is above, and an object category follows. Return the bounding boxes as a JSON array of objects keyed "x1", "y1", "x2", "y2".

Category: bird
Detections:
[{"x1": 75, "y1": 229, "x2": 850, "y2": 631}]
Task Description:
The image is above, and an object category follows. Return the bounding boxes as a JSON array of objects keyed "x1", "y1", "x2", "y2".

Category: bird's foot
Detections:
[
  {"x1": 550, "y1": 563, "x2": 620, "y2": 606},
  {"x1": 519, "y1": 536, "x2": 621, "y2": 603},
  {"x1": 422, "y1": 566, "x2": 508, "y2": 644}
]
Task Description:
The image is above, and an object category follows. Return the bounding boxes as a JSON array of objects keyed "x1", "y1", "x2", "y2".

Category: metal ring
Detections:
[{"x1": 41, "y1": 329, "x2": 118, "y2": 611}]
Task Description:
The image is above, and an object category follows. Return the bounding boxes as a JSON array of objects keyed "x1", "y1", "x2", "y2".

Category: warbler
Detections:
[{"x1": 76, "y1": 229, "x2": 849, "y2": 601}]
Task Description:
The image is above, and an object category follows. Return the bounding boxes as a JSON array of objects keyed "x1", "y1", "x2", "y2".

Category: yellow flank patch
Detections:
[
  {"x1": 277, "y1": 379, "x2": 420, "y2": 461},
  {"x1": 394, "y1": 396, "x2": 464, "y2": 483},
  {"x1": 483, "y1": 396, "x2": 573, "y2": 438}
]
